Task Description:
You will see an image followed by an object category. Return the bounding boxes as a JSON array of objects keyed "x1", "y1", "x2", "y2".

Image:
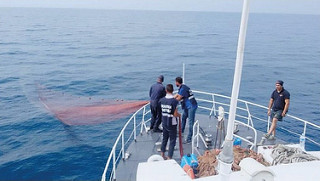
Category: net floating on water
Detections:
[{"x1": 38, "y1": 85, "x2": 148, "y2": 125}]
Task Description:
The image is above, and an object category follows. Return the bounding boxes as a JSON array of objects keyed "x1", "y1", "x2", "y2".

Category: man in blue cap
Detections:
[
  {"x1": 149, "y1": 75, "x2": 166, "y2": 132},
  {"x1": 264, "y1": 80, "x2": 290, "y2": 139}
]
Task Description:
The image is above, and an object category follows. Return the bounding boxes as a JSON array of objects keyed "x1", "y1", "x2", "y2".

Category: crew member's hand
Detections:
[
  {"x1": 282, "y1": 112, "x2": 286, "y2": 117},
  {"x1": 267, "y1": 110, "x2": 271, "y2": 116}
]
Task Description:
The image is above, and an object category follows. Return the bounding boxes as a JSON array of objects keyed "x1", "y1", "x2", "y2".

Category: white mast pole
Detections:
[
  {"x1": 218, "y1": 0, "x2": 251, "y2": 179},
  {"x1": 182, "y1": 62, "x2": 185, "y2": 83},
  {"x1": 227, "y1": 0, "x2": 250, "y2": 141}
]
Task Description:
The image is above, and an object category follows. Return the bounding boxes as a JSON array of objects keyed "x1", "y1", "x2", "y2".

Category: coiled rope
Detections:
[{"x1": 271, "y1": 144, "x2": 320, "y2": 165}]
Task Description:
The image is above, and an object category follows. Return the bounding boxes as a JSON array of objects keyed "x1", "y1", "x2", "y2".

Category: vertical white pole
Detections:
[
  {"x1": 182, "y1": 63, "x2": 185, "y2": 83},
  {"x1": 226, "y1": 0, "x2": 250, "y2": 141},
  {"x1": 219, "y1": 0, "x2": 251, "y2": 179}
]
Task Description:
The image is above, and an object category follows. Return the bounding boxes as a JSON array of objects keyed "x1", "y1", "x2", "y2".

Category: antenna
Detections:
[{"x1": 182, "y1": 63, "x2": 185, "y2": 83}]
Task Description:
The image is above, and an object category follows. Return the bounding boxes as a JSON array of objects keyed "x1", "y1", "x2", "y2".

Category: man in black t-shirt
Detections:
[
  {"x1": 264, "y1": 80, "x2": 290, "y2": 140},
  {"x1": 159, "y1": 84, "x2": 181, "y2": 160}
]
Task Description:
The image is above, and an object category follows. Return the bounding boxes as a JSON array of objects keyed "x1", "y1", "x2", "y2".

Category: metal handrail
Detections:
[
  {"x1": 192, "y1": 120, "x2": 208, "y2": 155},
  {"x1": 233, "y1": 120, "x2": 257, "y2": 150},
  {"x1": 192, "y1": 90, "x2": 320, "y2": 148},
  {"x1": 101, "y1": 90, "x2": 320, "y2": 181},
  {"x1": 101, "y1": 103, "x2": 150, "y2": 181}
]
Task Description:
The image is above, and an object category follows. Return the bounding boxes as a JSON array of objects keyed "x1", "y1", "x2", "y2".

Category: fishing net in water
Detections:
[{"x1": 37, "y1": 85, "x2": 148, "y2": 125}]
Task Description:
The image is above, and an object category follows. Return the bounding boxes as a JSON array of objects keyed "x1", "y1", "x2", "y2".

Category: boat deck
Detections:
[{"x1": 115, "y1": 114, "x2": 286, "y2": 181}]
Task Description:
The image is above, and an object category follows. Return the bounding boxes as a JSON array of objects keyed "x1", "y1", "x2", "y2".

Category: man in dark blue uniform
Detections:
[
  {"x1": 174, "y1": 77, "x2": 197, "y2": 144},
  {"x1": 160, "y1": 84, "x2": 180, "y2": 159},
  {"x1": 265, "y1": 80, "x2": 290, "y2": 139},
  {"x1": 149, "y1": 75, "x2": 166, "y2": 132}
]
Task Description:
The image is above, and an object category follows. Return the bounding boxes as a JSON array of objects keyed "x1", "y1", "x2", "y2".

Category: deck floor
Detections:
[{"x1": 114, "y1": 114, "x2": 286, "y2": 181}]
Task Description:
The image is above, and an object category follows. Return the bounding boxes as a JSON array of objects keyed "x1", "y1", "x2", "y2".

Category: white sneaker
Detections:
[
  {"x1": 268, "y1": 134, "x2": 275, "y2": 140},
  {"x1": 263, "y1": 133, "x2": 271, "y2": 139}
]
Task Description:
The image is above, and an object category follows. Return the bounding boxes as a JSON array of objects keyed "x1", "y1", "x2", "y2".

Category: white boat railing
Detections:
[
  {"x1": 233, "y1": 120, "x2": 257, "y2": 150},
  {"x1": 101, "y1": 103, "x2": 150, "y2": 181},
  {"x1": 101, "y1": 90, "x2": 320, "y2": 181},
  {"x1": 192, "y1": 90, "x2": 320, "y2": 148},
  {"x1": 192, "y1": 120, "x2": 257, "y2": 154},
  {"x1": 192, "y1": 120, "x2": 209, "y2": 155}
]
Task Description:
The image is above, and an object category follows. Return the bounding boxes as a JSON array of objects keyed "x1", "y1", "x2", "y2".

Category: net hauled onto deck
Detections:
[{"x1": 38, "y1": 85, "x2": 148, "y2": 125}]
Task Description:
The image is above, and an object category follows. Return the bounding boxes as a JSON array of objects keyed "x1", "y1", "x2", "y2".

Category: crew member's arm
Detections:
[
  {"x1": 173, "y1": 108, "x2": 181, "y2": 118},
  {"x1": 282, "y1": 99, "x2": 290, "y2": 117},
  {"x1": 267, "y1": 98, "x2": 274, "y2": 116},
  {"x1": 174, "y1": 94, "x2": 183, "y2": 101}
]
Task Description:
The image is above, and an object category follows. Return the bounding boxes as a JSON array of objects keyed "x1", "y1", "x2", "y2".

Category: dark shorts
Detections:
[{"x1": 271, "y1": 110, "x2": 283, "y2": 121}]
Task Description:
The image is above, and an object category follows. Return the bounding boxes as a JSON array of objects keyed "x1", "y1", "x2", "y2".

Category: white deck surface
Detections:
[
  {"x1": 137, "y1": 160, "x2": 192, "y2": 181},
  {"x1": 271, "y1": 160, "x2": 320, "y2": 181}
]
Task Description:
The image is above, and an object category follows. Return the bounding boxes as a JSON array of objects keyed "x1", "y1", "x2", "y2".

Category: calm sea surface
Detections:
[{"x1": 0, "y1": 7, "x2": 319, "y2": 180}]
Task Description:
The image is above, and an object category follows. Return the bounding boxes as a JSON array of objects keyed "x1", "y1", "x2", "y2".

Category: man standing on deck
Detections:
[
  {"x1": 174, "y1": 77, "x2": 198, "y2": 144},
  {"x1": 160, "y1": 84, "x2": 180, "y2": 159},
  {"x1": 265, "y1": 80, "x2": 290, "y2": 140},
  {"x1": 149, "y1": 75, "x2": 166, "y2": 132}
]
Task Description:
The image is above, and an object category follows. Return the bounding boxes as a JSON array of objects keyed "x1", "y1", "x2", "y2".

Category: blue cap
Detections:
[{"x1": 276, "y1": 80, "x2": 284, "y2": 86}]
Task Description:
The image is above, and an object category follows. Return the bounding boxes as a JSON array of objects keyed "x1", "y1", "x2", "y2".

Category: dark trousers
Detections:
[
  {"x1": 150, "y1": 103, "x2": 162, "y2": 130},
  {"x1": 161, "y1": 125, "x2": 177, "y2": 158}
]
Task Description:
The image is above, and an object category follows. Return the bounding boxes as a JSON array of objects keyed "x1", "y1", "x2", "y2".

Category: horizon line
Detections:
[{"x1": 1, "y1": 6, "x2": 319, "y2": 15}]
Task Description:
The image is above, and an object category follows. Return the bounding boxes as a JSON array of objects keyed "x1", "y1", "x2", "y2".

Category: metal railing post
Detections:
[
  {"x1": 121, "y1": 133, "x2": 125, "y2": 159},
  {"x1": 112, "y1": 150, "x2": 116, "y2": 181},
  {"x1": 140, "y1": 106, "x2": 146, "y2": 134},
  {"x1": 134, "y1": 116, "x2": 137, "y2": 141},
  {"x1": 209, "y1": 95, "x2": 216, "y2": 117},
  {"x1": 303, "y1": 122, "x2": 307, "y2": 136},
  {"x1": 192, "y1": 121, "x2": 197, "y2": 155},
  {"x1": 197, "y1": 122, "x2": 200, "y2": 148},
  {"x1": 267, "y1": 116, "x2": 270, "y2": 132},
  {"x1": 245, "y1": 102, "x2": 253, "y2": 127}
]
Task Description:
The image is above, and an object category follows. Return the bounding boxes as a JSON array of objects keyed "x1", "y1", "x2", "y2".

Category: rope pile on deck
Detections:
[
  {"x1": 271, "y1": 144, "x2": 320, "y2": 165},
  {"x1": 196, "y1": 149, "x2": 220, "y2": 177},
  {"x1": 196, "y1": 146, "x2": 270, "y2": 178},
  {"x1": 232, "y1": 146, "x2": 270, "y2": 170}
]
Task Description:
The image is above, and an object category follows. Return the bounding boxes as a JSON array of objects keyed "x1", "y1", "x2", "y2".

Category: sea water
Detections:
[{"x1": 0, "y1": 7, "x2": 319, "y2": 180}]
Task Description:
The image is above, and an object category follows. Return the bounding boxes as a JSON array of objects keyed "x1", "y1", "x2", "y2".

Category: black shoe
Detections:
[{"x1": 153, "y1": 128, "x2": 163, "y2": 133}]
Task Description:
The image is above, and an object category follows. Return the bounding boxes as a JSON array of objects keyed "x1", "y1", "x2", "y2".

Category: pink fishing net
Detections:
[{"x1": 38, "y1": 85, "x2": 148, "y2": 125}]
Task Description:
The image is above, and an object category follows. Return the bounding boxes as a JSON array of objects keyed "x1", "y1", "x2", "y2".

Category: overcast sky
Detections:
[{"x1": 0, "y1": 0, "x2": 319, "y2": 15}]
